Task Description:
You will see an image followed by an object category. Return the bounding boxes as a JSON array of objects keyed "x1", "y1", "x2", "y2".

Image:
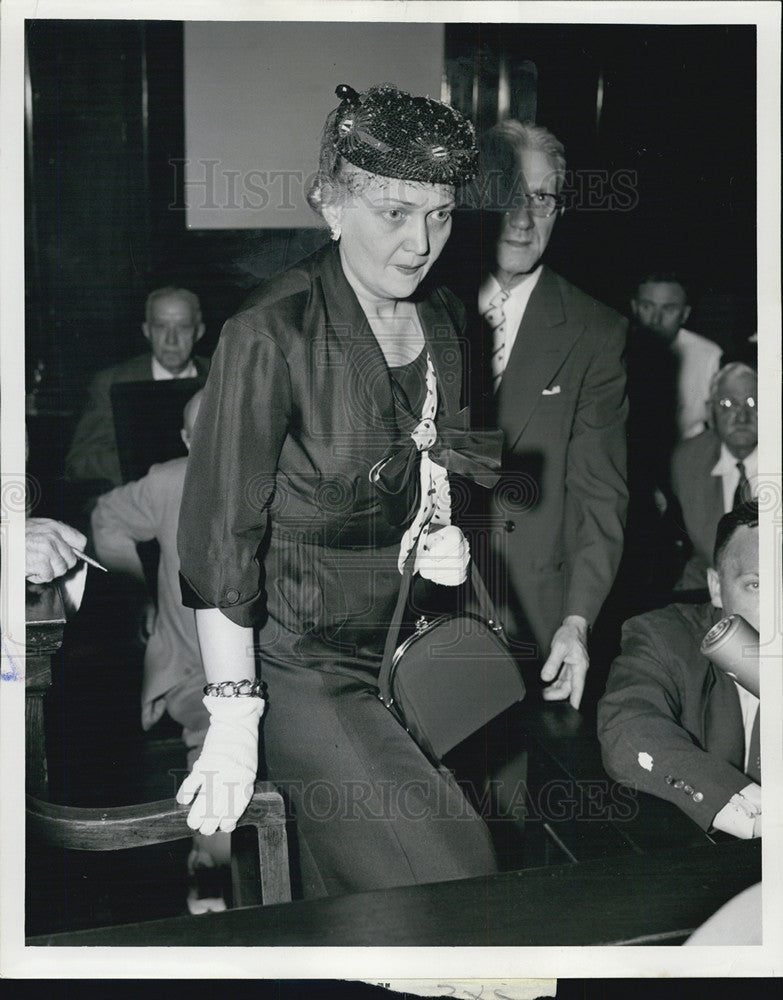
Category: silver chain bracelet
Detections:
[{"x1": 203, "y1": 679, "x2": 264, "y2": 698}]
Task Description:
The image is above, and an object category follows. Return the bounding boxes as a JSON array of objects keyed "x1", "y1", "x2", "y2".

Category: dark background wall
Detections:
[{"x1": 25, "y1": 20, "x2": 757, "y2": 509}]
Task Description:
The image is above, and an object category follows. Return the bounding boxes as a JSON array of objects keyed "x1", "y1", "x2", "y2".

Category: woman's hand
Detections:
[
  {"x1": 416, "y1": 524, "x2": 470, "y2": 586},
  {"x1": 177, "y1": 695, "x2": 265, "y2": 835}
]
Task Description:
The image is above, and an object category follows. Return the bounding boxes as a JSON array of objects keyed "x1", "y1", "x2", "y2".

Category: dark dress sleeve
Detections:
[{"x1": 177, "y1": 313, "x2": 292, "y2": 628}]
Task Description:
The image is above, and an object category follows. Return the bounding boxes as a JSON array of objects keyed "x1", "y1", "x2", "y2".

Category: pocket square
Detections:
[{"x1": 541, "y1": 385, "x2": 561, "y2": 395}]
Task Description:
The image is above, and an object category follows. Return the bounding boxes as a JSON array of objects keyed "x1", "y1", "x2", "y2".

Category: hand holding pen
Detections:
[{"x1": 25, "y1": 517, "x2": 106, "y2": 584}]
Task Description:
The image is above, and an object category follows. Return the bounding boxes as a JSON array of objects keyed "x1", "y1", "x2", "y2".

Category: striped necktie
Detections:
[
  {"x1": 733, "y1": 461, "x2": 750, "y2": 509},
  {"x1": 483, "y1": 288, "x2": 510, "y2": 393}
]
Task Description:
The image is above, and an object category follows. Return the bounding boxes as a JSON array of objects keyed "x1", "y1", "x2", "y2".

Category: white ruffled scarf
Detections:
[{"x1": 397, "y1": 352, "x2": 470, "y2": 586}]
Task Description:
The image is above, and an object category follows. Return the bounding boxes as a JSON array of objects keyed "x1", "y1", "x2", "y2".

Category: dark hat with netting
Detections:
[{"x1": 323, "y1": 83, "x2": 478, "y2": 185}]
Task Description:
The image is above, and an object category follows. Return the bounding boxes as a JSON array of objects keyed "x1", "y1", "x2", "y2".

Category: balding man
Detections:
[
  {"x1": 66, "y1": 287, "x2": 210, "y2": 489},
  {"x1": 92, "y1": 389, "x2": 207, "y2": 752},
  {"x1": 92, "y1": 389, "x2": 228, "y2": 909},
  {"x1": 671, "y1": 363, "x2": 758, "y2": 592}
]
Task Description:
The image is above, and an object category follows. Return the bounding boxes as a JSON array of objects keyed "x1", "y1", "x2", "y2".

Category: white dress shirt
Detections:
[
  {"x1": 670, "y1": 328, "x2": 722, "y2": 439},
  {"x1": 734, "y1": 683, "x2": 759, "y2": 773},
  {"x1": 478, "y1": 267, "x2": 543, "y2": 380},
  {"x1": 711, "y1": 444, "x2": 758, "y2": 513},
  {"x1": 151, "y1": 357, "x2": 197, "y2": 381}
]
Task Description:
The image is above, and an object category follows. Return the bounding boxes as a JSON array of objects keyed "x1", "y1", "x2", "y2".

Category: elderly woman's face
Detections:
[{"x1": 326, "y1": 167, "x2": 455, "y2": 302}]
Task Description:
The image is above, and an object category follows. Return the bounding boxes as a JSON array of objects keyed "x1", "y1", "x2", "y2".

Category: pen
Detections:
[{"x1": 74, "y1": 550, "x2": 108, "y2": 573}]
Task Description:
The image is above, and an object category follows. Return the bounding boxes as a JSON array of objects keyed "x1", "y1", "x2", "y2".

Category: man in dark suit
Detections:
[
  {"x1": 456, "y1": 120, "x2": 628, "y2": 709},
  {"x1": 65, "y1": 286, "x2": 210, "y2": 490},
  {"x1": 598, "y1": 502, "x2": 760, "y2": 839},
  {"x1": 671, "y1": 362, "x2": 757, "y2": 593}
]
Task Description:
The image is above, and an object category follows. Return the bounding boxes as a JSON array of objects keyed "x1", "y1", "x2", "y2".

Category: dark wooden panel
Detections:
[
  {"x1": 26, "y1": 582, "x2": 66, "y2": 795},
  {"x1": 28, "y1": 839, "x2": 760, "y2": 947}
]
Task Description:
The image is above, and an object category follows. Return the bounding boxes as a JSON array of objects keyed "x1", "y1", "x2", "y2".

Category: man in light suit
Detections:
[
  {"x1": 92, "y1": 390, "x2": 230, "y2": 911},
  {"x1": 671, "y1": 362, "x2": 757, "y2": 592},
  {"x1": 598, "y1": 502, "x2": 760, "y2": 839},
  {"x1": 65, "y1": 286, "x2": 210, "y2": 490},
  {"x1": 465, "y1": 120, "x2": 628, "y2": 709}
]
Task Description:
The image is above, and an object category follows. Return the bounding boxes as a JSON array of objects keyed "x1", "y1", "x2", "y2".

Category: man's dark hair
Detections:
[
  {"x1": 713, "y1": 500, "x2": 759, "y2": 568},
  {"x1": 633, "y1": 271, "x2": 690, "y2": 303}
]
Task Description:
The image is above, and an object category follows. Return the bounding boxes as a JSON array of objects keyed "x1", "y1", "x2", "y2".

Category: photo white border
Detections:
[{"x1": 2, "y1": 0, "x2": 781, "y2": 981}]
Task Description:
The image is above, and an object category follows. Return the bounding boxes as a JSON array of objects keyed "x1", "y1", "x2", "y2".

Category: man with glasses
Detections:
[
  {"x1": 466, "y1": 120, "x2": 628, "y2": 710},
  {"x1": 670, "y1": 363, "x2": 758, "y2": 594}
]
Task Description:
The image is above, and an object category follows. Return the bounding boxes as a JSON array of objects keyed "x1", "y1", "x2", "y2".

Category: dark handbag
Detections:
[{"x1": 378, "y1": 550, "x2": 525, "y2": 762}]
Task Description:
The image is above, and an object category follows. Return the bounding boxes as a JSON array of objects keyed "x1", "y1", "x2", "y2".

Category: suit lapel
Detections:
[
  {"x1": 702, "y1": 662, "x2": 746, "y2": 770},
  {"x1": 694, "y1": 435, "x2": 726, "y2": 558},
  {"x1": 496, "y1": 267, "x2": 583, "y2": 450}
]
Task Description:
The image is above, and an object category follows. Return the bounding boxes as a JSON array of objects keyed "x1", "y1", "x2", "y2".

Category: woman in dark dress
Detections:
[{"x1": 176, "y1": 84, "x2": 500, "y2": 898}]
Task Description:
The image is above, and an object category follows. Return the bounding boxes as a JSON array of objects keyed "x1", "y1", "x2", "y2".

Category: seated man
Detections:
[
  {"x1": 671, "y1": 362, "x2": 757, "y2": 592},
  {"x1": 66, "y1": 286, "x2": 210, "y2": 490},
  {"x1": 91, "y1": 390, "x2": 228, "y2": 910},
  {"x1": 25, "y1": 517, "x2": 87, "y2": 585},
  {"x1": 598, "y1": 501, "x2": 760, "y2": 839}
]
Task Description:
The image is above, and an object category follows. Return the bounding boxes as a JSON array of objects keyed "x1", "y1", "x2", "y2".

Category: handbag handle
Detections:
[
  {"x1": 378, "y1": 288, "x2": 504, "y2": 707},
  {"x1": 378, "y1": 545, "x2": 506, "y2": 708}
]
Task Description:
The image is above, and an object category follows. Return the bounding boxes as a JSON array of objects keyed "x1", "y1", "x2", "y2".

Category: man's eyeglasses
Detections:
[
  {"x1": 717, "y1": 396, "x2": 757, "y2": 412},
  {"x1": 506, "y1": 192, "x2": 564, "y2": 219}
]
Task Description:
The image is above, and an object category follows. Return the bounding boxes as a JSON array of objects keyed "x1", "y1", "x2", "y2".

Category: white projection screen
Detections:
[{"x1": 184, "y1": 22, "x2": 446, "y2": 229}]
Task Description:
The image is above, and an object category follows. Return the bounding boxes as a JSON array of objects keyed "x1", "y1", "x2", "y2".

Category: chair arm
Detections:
[{"x1": 26, "y1": 781, "x2": 286, "y2": 852}]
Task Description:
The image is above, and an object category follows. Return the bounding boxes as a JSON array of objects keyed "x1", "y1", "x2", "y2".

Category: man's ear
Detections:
[
  {"x1": 194, "y1": 322, "x2": 205, "y2": 344},
  {"x1": 142, "y1": 322, "x2": 151, "y2": 343},
  {"x1": 681, "y1": 304, "x2": 692, "y2": 325},
  {"x1": 181, "y1": 428, "x2": 190, "y2": 452},
  {"x1": 630, "y1": 298, "x2": 639, "y2": 318},
  {"x1": 707, "y1": 566, "x2": 723, "y2": 610}
]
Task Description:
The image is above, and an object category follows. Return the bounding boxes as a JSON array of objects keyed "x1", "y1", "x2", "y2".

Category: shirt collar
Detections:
[
  {"x1": 711, "y1": 443, "x2": 758, "y2": 478},
  {"x1": 151, "y1": 356, "x2": 197, "y2": 381},
  {"x1": 478, "y1": 266, "x2": 542, "y2": 314}
]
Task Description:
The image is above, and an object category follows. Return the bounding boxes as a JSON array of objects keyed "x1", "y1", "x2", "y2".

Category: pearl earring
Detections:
[{"x1": 330, "y1": 225, "x2": 341, "y2": 242}]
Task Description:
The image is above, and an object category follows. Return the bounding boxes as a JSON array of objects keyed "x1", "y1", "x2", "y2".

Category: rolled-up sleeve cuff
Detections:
[{"x1": 179, "y1": 571, "x2": 266, "y2": 629}]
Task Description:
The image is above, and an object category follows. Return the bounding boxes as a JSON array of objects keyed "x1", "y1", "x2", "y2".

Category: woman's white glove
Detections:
[
  {"x1": 176, "y1": 695, "x2": 264, "y2": 835},
  {"x1": 416, "y1": 524, "x2": 470, "y2": 586}
]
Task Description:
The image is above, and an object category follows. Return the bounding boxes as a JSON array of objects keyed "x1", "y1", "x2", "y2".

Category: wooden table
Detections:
[
  {"x1": 28, "y1": 839, "x2": 759, "y2": 947},
  {"x1": 444, "y1": 697, "x2": 720, "y2": 873},
  {"x1": 514, "y1": 699, "x2": 723, "y2": 858}
]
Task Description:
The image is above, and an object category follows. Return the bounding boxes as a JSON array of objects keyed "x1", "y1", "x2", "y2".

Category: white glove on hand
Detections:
[
  {"x1": 416, "y1": 524, "x2": 470, "y2": 586},
  {"x1": 176, "y1": 695, "x2": 264, "y2": 835}
]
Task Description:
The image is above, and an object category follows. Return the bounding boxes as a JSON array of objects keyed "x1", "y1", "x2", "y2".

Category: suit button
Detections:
[
  {"x1": 225, "y1": 588, "x2": 240, "y2": 605},
  {"x1": 673, "y1": 779, "x2": 685, "y2": 789},
  {"x1": 684, "y1": 785, "x2": 694, "y2": 796},
  {"x1": 504, "y1": 520, "x2": 515, "y2": 532},
  {"x1": 693, "y1": 792, "x2": 704, "y2": 803},
  {"x1": 665, "y1": 775, "x2": 675, "y2": 785}
]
